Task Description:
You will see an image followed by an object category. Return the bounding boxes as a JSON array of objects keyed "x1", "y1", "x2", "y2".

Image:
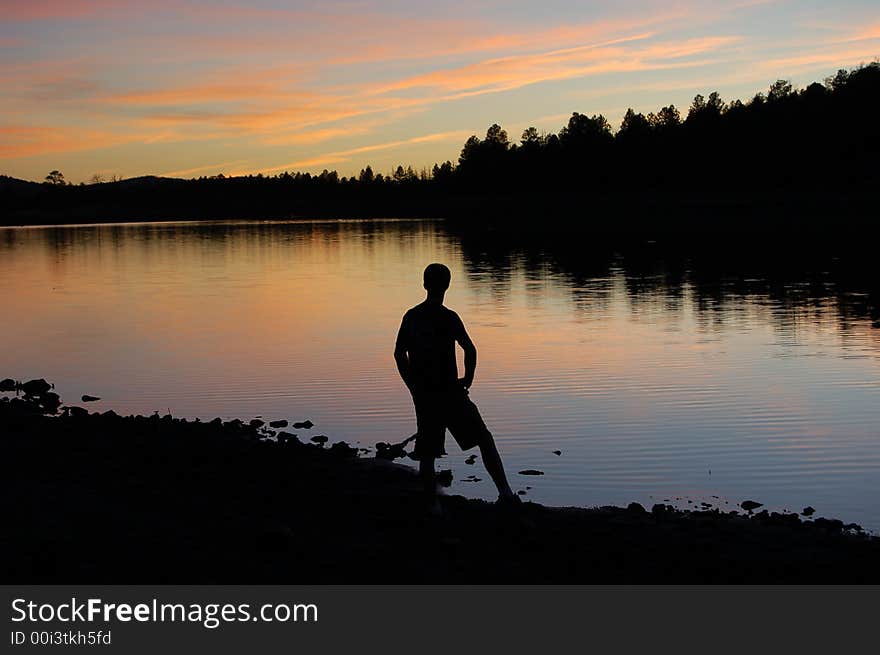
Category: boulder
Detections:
[
  {"x1": 329, "y1": 441, "x2": 358, "y2": 457},
  {"x1": 20, "y1": 379, "x2": 51, "y2": 396},
  {"x1": 277, "y1": 431, "x2": 299, "y2": 445},
  {"x1": 375, "y1": 442, "x2": 407, "y2": 461}
]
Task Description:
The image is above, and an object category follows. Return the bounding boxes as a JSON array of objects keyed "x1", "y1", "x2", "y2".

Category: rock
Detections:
[
  {"x1": 20, "y1": 379, "x2": 51, "y2": 396},
  {"x1": 627, "y1": 502, "x2": 647, "y2": 514},
  {"x1": 0, "y1": 378, "x2": 16, "y2": 392},
  {"x1": 802, "y1": 506, "x2": 816, "y2": 516},
  {"x1": 249, "y1": 419, "x2": 265, "y2": 429},
  {"x1": 293, "y1": 420, "x2": 314, "y2": 429},
  {"x1": 740, "y1": 500, "x2": 763, "y2": 513},
  {"x1": 310, "y1": 435, "x2": 328, "y2": 447},
  {"x1": 814, "y1": 518, "x2": 844, "y2": 532},
  {"x1": 375, "y1": 442, "x2": 408, "y2": 461},
  {"x1": 329, "y1": 441, "x2": 358, "y2": 457},
  {"x1": 517, "y1": 490, "x2": 527, "y2": 496},
  {"x1": 518, "y1": 469, "x2": 544, "y2": 476},
  {"x1": 435, "y1": 469, "x2": 453, "y2": 487},
  {"x1": 81, "y1": 395, "x2": 101, "y2": 402},
  {"x1": 651, "y1": 503, "x2": 669, "y2": 515},
  {"x1": 269, "y1": 419, "x2": 288, "y2": 428},
  {"x1": 277, "y1": 431, "x2": 299, "y2": 445},
  {"x1": 464, "y1": 454, "x2": 477, "y2": 465},
  {"x1": 552, "y1": 450, "x2": 562, "y2": 456},
  {"x1": 38, "y1": 392, "x2": 62, "y2": 414},
  {"x1": 67, "y1": 406, "x2": 89, "y2": 419}
]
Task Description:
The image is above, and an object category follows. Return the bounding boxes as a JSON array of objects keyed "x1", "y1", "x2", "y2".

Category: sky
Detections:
[{"x1": 1, "y1": 0, "x2": 878, "y2": 183}]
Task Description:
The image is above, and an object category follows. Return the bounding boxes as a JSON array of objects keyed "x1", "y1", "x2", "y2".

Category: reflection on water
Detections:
[{"x1": 2, "y1": 219, "x2": 879, "y2": 530}]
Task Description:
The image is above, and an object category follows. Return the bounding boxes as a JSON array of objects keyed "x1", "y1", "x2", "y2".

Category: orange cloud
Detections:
[
  {"x1": 0, "y1": 125, "x2": 134, "y2": 158},
  {"x1": 85, "y1": 31, "x2": 737, "y2": 151},
  {"x1": 755, "y1": 46, "x2": 880, "y2": 75},
  {"x1": 846, "y1": 24, "x2": 880, "y2": 42},
  {"x1": 370, "y1": 35, "x2": 741, "y2": 98}
]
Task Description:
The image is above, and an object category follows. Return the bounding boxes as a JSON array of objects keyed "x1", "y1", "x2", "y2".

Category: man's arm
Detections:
[
  {"x1": 454, "y1": 315, "x2": 477, "y2": 389},
  {"x1": 394, "y1": 315, "x2": 412, "y2": 390}
]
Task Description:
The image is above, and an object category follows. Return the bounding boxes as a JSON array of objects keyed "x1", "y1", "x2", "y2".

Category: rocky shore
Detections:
[{"x1": 2, "y1": 379, "x2": 878, "y2": 583}]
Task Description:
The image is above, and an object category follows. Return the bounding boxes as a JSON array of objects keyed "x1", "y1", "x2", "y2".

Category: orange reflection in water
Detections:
[{"x1": 2, "y1": 219, "x2": 879, "y2": 529}]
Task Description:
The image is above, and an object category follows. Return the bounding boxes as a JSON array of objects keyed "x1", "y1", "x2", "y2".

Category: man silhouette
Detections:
[{"x1": 394, "y1": 263, "x2": 517, "y2": 513}]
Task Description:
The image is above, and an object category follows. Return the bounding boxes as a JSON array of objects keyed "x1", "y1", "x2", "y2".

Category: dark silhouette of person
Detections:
[{"x1": 394, "y1": 263, "x2": 517, "y2": 513}]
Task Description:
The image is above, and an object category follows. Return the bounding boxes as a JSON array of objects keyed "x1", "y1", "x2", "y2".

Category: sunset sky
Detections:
[{"x1": 2, "y1": 0, "x2": 878, "y2": 183}]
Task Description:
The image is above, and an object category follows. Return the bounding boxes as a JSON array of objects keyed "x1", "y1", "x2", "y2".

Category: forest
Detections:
[{"x1": 2, "y1": 63, "x2": 878, "y2": 227}]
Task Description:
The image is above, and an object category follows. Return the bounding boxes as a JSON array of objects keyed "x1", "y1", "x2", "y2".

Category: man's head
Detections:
[{"x1": 423, "y1": 263, "x2": 451, "y2": 294}]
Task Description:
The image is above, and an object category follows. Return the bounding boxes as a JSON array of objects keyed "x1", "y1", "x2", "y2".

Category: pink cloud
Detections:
[{"x1": 3, "y1": 1, "x2": 146, "y2": 21}]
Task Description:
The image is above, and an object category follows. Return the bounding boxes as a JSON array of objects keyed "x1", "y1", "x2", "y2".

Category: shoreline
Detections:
[{"x1": 2, "y1": 380, "x2": 878, "y2": 583}]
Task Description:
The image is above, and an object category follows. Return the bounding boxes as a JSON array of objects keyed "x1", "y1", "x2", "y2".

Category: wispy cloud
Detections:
[
  {"x1": 239, "y1": 130, "x2": 471, "y2": 176},
  {"x1": 369, "y1": 35, "x2": 740, "y2": 99},
  {"x1": 159, "y1": 160, "x2": 250, "y2": 178},
  {"x1": 846, "y1": 23, "x2": 880, "y2": 42}
]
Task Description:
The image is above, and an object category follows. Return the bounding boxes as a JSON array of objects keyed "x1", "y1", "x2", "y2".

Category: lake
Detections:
[{"x1": 2, "y1": 219, "x2": 878, "y2": 530}]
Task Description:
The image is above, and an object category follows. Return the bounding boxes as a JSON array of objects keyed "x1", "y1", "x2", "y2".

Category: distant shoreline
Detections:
[
  {"x1": 1, "y1": 187, "x2": 875, "y2": 231},
  {"x1": 3, "y1": 379, "x2": 877, "y2": 583}
]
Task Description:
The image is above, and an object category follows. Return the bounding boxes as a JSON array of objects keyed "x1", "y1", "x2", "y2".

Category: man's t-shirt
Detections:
[{"x1": 396, "y1": 302, "x2": 466, "y2": 392}]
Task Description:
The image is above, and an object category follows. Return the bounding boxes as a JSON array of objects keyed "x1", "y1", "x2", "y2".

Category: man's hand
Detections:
[{"x1": 459, "y1": 376, "x2": 473, "y2": 390}]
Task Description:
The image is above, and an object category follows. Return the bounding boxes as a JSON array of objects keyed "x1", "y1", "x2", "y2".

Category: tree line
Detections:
[{"x1": 3, "y1": 63, "x2": 878, "y2": 225}]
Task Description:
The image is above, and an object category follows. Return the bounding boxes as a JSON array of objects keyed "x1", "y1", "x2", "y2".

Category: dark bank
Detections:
[{"x1": 2, "y1": 380, "x2": 877, "y2": 584}]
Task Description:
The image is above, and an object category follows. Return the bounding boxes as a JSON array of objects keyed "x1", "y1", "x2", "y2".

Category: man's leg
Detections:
[
  {"x1": 451, "y1": 391, "x2": 517, "y2": 502},
  {"x1": 413, "y1": 393, "x2": 447, "y2": 514},
  {"x1": 478, "y1": 435, "x2": 515, "y2": 500},
  {"x1": 418, "y1": 455, "x2": 443, "y2": 516},
  {"x1": 419, "y1": 456, "x2": 436, "y2": 496}
]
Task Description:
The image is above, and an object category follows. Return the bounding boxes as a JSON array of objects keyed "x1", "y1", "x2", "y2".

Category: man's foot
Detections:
[{"x1": 495, "y1": 493, "x2": 522, "y2": 509}]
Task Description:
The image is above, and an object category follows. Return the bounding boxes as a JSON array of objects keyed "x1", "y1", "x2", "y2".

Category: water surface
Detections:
[{"x1": 2, "y1": 220, "x2": 878, "y2": 530}]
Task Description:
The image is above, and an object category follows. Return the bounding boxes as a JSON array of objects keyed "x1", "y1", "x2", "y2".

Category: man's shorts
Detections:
[{"x1": 412, "y1": 387, "x2": 492, "y2": 459}]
